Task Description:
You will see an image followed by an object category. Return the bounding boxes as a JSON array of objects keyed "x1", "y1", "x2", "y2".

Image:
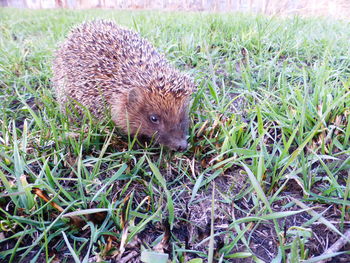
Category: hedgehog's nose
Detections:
[{"x1": 176, "y1": 140, "x2": 188, "y2": 152}]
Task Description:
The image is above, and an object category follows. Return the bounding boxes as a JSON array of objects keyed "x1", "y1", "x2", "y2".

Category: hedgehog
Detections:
[{"x1": 52, "y1": 20, "x2": 194, "y2": 151}]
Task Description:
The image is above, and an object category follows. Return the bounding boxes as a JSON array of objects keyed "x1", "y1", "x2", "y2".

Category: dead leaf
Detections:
[
  {"x1": 31, "y1": 187, "x2": 64, "y2": 212},
  {"x1": 85, "y1": 211, "x2": 107, "y2": 224}
]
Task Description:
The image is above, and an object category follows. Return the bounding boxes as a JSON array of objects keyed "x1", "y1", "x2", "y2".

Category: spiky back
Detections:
[{"x1": 52, "y1": 20, "x2": 193, "y2": 120}]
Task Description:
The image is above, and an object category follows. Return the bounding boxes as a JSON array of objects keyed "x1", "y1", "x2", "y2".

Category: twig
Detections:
[{"x1": 319, "y1": 228, "x2": 350, "y2": 263}]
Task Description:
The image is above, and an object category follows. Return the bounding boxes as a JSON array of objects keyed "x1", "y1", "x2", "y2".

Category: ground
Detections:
[{"x1": 0, "y1": 8, "x2": 350, "y2": 263}]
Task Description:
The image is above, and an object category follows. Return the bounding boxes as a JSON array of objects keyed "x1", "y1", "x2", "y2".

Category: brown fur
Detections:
[{"x1": 52, "y1": 20, "x2": 194, "y2": 151}]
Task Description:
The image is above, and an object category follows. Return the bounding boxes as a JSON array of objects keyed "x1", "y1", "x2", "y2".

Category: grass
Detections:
[{"x1": 0, "y1": 8, "x2": 350, "y2": 263}]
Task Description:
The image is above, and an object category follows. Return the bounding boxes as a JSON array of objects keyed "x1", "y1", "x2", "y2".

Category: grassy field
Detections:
[{"x1": 0, "y1": 8, "x2": 350, "y2": 263}]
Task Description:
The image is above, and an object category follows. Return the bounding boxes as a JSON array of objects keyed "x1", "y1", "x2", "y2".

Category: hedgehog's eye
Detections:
[{"x1": 149, "y1": 114, "x2": 160, "y2": 124}]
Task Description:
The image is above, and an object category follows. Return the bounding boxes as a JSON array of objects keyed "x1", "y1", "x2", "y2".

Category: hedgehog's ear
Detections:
[{"x1": 128, "y1": 89, "x2": 138, "y2": 105}]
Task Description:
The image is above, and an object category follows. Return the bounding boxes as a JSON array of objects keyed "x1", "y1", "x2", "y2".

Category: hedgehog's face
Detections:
[
  {"x1": 125, "y1": 88, "x2": 191, "y2": 151},
  {"x1": 145, "y1": 108, "x2": 190, "y2": 151}
]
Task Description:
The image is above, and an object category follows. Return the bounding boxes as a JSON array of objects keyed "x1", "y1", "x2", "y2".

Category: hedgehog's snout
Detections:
[
  {"x1": 175, "y1": 139, "x2": 188, "y2": 152},
  {"x1": 165, "y1": 139, "x2": 188, "y2": 152},
  {"x1": 159, "y1": 136, "x2": 188, "y2": 152}
]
